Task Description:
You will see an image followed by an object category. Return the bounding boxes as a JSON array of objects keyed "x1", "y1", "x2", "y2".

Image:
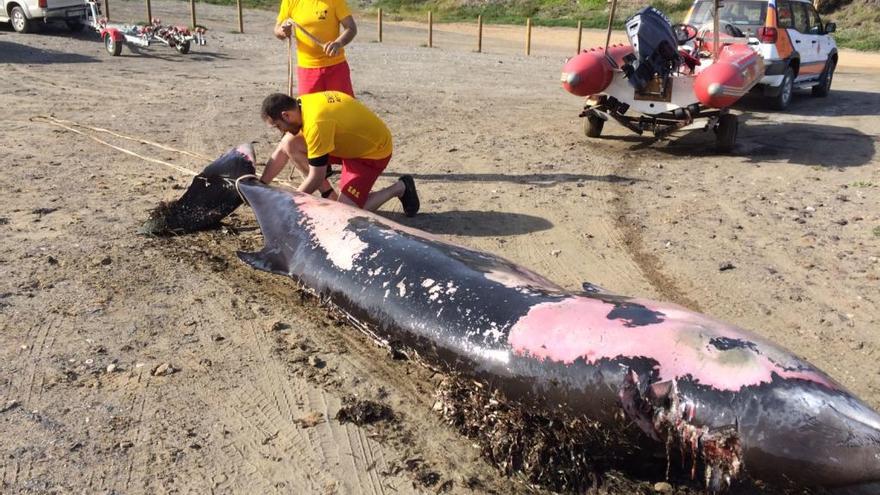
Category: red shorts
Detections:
[
  {"x1": 297, "y1": 61, "x2": 354, "y2": 97},
  {"x1": 330, "y1": 154, "x2": 392, "y2": 208}
]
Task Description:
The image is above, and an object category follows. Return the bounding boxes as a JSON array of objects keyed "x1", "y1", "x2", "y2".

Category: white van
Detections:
[{"x1": 1, "y1": 0, "x2": 88, "y2": 33}]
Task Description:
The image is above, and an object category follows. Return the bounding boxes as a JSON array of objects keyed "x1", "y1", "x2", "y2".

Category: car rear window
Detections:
[{"x1": 689, "y1": 0, "x2": 768, "y2": 34}]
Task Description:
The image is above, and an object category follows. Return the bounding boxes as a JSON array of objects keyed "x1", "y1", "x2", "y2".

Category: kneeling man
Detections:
[{"x1": 260, "y1": 91, "x2": 419, "y2": 216}]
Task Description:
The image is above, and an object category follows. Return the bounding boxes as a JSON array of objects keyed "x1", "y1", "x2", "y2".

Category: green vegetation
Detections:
[
  {"x1": 851, "y1": 181, "x2": 875, "y2": 187},
  {"x1": 198, "y1": 0, "x2": 277, "y2": 11},
  {"x1": 369, "y1": 0, "x2": 693, "y2": 30},
  {"x1": 184, "y1": 0, "x2": 879, "y2": 51},
  {"x1": 828, "y1": 0, "x2": 880, "y2": 52},
  {"x1": 873, "y1": 226, "x2": 880, "y2": 238}
]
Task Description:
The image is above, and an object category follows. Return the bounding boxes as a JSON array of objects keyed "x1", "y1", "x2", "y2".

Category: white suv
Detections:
[
  {"x1": 685, "y1": 0, "x2": 838, "y2": 110},
  {"x1": 2, "y1": 0, "x2": 88, "y2": 33}
]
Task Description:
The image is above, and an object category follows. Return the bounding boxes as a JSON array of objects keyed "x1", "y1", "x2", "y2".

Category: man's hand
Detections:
[
  {"x1": 298, "y1": 164, "x2": 329, "y2": 195},
  {"x1": 323, "y1": 40, "x2": 342, "y2": 56},
  {"x1": 274, "y1": 21, "x2": 292, "y2": 40}
]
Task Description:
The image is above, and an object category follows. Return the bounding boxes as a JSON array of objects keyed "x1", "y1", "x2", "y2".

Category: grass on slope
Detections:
[
  {"x1": 827, "y1": 0, "x2": 880, "y2": 51},
  {"x1": 370, "y1": 0, "x2": 693, "y2": 30},
  {"x1": 189, "y1": 0, "x2": 878, "y2": 51}
]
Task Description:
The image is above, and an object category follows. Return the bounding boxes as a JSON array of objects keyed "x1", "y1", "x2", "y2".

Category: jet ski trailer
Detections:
[{"x1": 560, "y1": 0, "x2": 764, "y2": 152}]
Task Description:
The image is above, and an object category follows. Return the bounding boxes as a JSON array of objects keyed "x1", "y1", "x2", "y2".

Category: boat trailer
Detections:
[{"x1": 84, "y1": 0, "x2": 207, "y2": 56}]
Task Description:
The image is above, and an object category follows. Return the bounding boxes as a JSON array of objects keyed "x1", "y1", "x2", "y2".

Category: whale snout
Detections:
[{"x1": 744, "y1": 386, "x2": 880, "y2": 487}]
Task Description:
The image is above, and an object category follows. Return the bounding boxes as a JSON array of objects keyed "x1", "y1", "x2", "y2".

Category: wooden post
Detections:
[
  {"x1": 712, "y1": 0, "x2": 720, "y2": 61},
  {"x1": 104, "y1": 0, "x2": 110, "y2": 21},
  {"x1": 378, "y1": 8, "x2": 383, "y2": 42},
  {"x1": 237, "y1": 0, "x2": 243, "y2": 33},
  {"x1": 525, "y1": 17, "x2": 531, "y2": 55},
  {"x1": 577, "y1": 20, "x2": 582, "y2": 54},
  {"x1": 190, "y1": 0, "x2": 196, "y2": 29},
  {"x1": 477, "y1": 15, "x2": 482, "y2": 53},
  {"x1": 604, "y1": 0, "x2": 618, "y2": 56},
  {"x1": 428, "y1": 11, "x2": 432, "y2": 48},
  {"x1": 145, "y1": 0, "x2": 151, "y2": 24}
]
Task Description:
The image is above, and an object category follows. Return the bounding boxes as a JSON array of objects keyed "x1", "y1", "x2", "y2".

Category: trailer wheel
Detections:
[
  {"x1": 584, "y1": 114, "x2": 604, "y2": 138},
  {"x1": 176, "y1": 41, "x2": 191, "y2": 54},
  {"x1": 715, "y1": 114, "x2": 738, "y2": 153},
  {"x1": 105, "y1": 35, "x2": 122, "y2": 56}
]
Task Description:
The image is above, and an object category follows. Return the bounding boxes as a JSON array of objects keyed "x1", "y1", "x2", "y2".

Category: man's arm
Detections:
[
  {"x1": 324, "y1": 16, "x2": 357, "y2": 56},
  {"x1": 298, "y1": 155, "x2": 330, "y2": 194},
  {"x1": 274, "y1": 0, "x2": 292, "y2": 39},
  {"x1": 260, "y1": 140, "x2": 291, "y2": 184}
]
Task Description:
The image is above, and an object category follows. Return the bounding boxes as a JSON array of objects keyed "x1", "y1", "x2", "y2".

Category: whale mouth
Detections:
[{"x1": 142, "y1": 144, "x2": 257, "y2": 235}]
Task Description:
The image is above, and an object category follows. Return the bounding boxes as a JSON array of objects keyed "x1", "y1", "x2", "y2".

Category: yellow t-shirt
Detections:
[
  {"x1": 300, "y1": 91, "x2": 393, "y2": 161},
  {"x1": 276, "y1": 0, "x2": 352, "y2": 68}
]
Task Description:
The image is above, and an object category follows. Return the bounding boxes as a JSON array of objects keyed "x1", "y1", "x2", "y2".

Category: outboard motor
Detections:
[{"x1": 621, "y1": 7, "x2": 681, "y2": 92}]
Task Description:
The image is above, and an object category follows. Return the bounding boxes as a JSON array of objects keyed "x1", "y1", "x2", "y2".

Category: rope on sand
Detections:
[
  {"x1": 30, "y1": 115, "x2": 201, "y2": 177},
  {"x1": 33, "y1": 115, "x2": 212, "y2": 161},
  {"x1": 30, "y1": 115, "x2": 297, "y2": 188}
]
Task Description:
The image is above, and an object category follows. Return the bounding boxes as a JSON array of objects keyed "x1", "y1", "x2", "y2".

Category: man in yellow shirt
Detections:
[
  {"x1": 274, "y1": 0, "x2": 357, "y2": 97},
  {"x1": 260, "y1": 92, "x2": 420, "y2": 216}
]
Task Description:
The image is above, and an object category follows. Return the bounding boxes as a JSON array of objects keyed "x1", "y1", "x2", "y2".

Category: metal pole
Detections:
[
  {"x1": 104, "y1": 0, "x2": 110, "y2": 21},
  {"x1": 378, "y1": 8, "x2": 382, "y2": 42},
  {"x1": 577, "y1": 20, "x2": 582, "y2": 53},
  {"x1": 477, "y1": 15, "x2": 482, "y2": 53},
  {"x1": 525, "y1": 17, "x2": 531, "y2": 56},
  {"x1": 190, "y1": 0, "x2": 196, "y2": 29},
  {"x1": 237, "y1": 0, "x2": 243, "y2": 33},
  {"x1": 604, "y1": 0, "x2": 618, "y2": 55},
  {"x1": 145, "y1": 0, "x2": 151, "y2": 24},
  {"x1": 713, "y1": 0, "x2": 720, "y2": 61},
  {"x1": 428, "y1": 11, "x2": 432, "y2": 48}
]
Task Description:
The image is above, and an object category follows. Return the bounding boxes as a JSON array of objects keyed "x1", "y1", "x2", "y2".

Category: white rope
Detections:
[
  {"x1": 30, "y1": 115, "x2": 199, "y2": 176},
  {"x1": 33, "y1": 115, "x2": 212, "y2": 161},
  {"x1": 30, "y1": 115, "x2": 298, "y2": 189},
  {"x1": 234, "y1": 174, "x2": 261, "y2": 205}
]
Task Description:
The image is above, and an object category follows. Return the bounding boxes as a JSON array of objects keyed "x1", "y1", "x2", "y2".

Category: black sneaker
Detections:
[{"x1": 399, "y1": 175, "x2": 420, "y2": 217}]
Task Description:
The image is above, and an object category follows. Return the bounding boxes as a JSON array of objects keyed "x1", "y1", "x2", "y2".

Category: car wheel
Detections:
[
  {"x1": 812, "y1": 59, "x2": 835, "y2": 97},
  {"x1": 104, "y1": 35, "x2": 121, "y2": 56},
  {"x1": 175, "y1": 40, "x2": 191, "y2": 54},
  {"x1": 584, "y1": 114, "x2": 604, "y2": 138},
  {"x1": 10, "y1": 6, "x2": 32, "y2": 34},
  {"x1": 771, "y1": 67, "x2": 794, "y2": 111},
  {"x1": 715, "y1": 114, "x2": 738, "y2": 153},
  {"x1": 66, "y1": 19, "x2": 85, "y2": 32}
]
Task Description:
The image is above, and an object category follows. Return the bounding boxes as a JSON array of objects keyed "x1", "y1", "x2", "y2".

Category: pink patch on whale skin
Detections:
[
  {"x1": 235, "y1": 143, "x2": 255, "y2": 163},
  {"x1": 507, "y1": 296, "x2": 840, "y2": 392}
]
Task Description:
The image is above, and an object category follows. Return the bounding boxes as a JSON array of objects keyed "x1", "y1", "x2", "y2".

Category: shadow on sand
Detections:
[
  {"x1": 382, "y1": 209, "x2": 554, "y2": 237},
  {"x1": 0, "y1": 40, "x2": 98, "y2": 64},
  {"x1": 384, "y1": 171, "x2": 639, "y2": 187}
]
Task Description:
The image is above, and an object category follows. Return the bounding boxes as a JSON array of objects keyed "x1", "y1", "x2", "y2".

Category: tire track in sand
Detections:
[
  {"x1": 186, "y1": 310, "x2": 335, "y2": 494},
  {"x1": 608, "y1": 146, "x2": 703, "y2": 310}
]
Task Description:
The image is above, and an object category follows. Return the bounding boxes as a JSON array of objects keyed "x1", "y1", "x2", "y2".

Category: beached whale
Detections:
[{"x1": 157, "y1": 145, "x2": 880, "y2": 491}]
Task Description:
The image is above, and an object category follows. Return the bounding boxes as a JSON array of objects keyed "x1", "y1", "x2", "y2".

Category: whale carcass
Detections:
[{"x1": 161, "y1": 146, "x2": 880, "y2": 491}]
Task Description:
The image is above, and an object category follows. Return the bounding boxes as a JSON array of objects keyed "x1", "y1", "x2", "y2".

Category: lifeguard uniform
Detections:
[
  {"x1": 277, "y1": 0, "x2": 355, "y2": 96},
  {"x1": 300, "y1": 91, "x2": 393, "y2": 207}
]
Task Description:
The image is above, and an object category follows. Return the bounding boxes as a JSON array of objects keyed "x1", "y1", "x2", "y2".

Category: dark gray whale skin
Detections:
[
  {"x1": 141, "y1": 139, "x2": 876, "y2": 491},
  {"x1": 225, "y1": 177, "x2": 880, "y2": 491}
]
